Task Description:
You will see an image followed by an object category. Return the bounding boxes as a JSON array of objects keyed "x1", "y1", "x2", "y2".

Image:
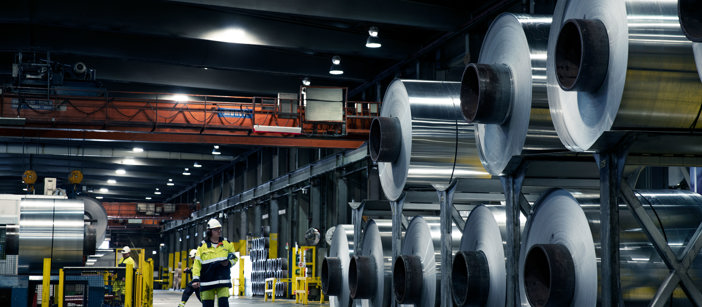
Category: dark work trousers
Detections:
[{"x1": 181, "y1": 281, "x2": 201, "y2": 303}]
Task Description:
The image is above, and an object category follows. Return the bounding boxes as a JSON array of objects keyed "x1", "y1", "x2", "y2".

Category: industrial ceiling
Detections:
[{"x1": 0, "y1": 0, "x2": 524, "y2": 202}]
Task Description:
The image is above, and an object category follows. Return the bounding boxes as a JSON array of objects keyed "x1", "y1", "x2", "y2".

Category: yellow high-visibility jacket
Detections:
[{"x1": 193, "y1": 239, "x2": 238, "y2": 291}]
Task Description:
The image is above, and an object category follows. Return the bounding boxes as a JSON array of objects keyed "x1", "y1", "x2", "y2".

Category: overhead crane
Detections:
[{"x1": 0, "y1": 85, "x2": 379, "y2": 148}]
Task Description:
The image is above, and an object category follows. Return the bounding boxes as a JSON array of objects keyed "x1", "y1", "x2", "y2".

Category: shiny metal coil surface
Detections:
[
  {"x1": 471, "y1": 14, "x2": 562, "y2": 176},
  {"x1": 80, "y1": 196, "x2": 107, "y2": 245},
  {"x1": 455, "y1": 205, "x2": 526, "y2": 306},
  {"x1": 520, "y1": 189, "x2": 702, "y2": 306},
  {"x1": 398, "y1": 216, "x2": 461, "y2": 307},
  {"x1": 327, "y1": 224, "x2": 355, "y2": 307},
  {"x1": 354, "y1": 219, "x2": 393, "y2": 307},
  {"x1": 18, "y1": 198, "x2": 86, "y2": 274},
  {"x1": 547, "y1": 0, "x2": 702, "y2": 151},
  {"x1": 376, "y1": 80, "x2": 489, "y2": 201}
]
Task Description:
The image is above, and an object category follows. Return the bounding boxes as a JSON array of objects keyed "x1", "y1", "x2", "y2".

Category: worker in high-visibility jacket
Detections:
[
  {"x1": 192, "y1": 219, "x2": 238, "y2": 307},
  {"x1": 114, "y1": 246, "x2": 137, "y2": 301}
]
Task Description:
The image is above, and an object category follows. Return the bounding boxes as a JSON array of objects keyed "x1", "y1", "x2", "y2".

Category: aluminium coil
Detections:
[
  {"x1": 461, "y1": 13, "x2": 564, "y2": 176},
  {"x1": 519, "y1": 188, "x2": 702, "y2": 306},
  {"x1": 348, "y1": 219, "x2": 393, "y2": 307},
  {"x1": 17, "y1": 198, "x2": 94, "y2": 274},
  {"x1": 451, "y1": 205, "x2": 526, "y2": 307},
  {"x1": 393, "y1": 216, "x2": 461, "y2": 307},
  {"x1": 370, "y1": 79, "x2": 490, "y2": 201},
  {"x1": 322, "y1": 224, "x2": 355, "y2": 307},
  {"x1": 546, "y1": 0, "x2": 702, "y2": 152}
]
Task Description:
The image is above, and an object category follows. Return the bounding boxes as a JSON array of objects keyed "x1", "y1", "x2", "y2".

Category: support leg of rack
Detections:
[
  {"x1": 500, "y1": 164, "x2": 526, "y2": 307},
  {"x1": 438, "y1": 184, "x2": 457, "y2": 307}
]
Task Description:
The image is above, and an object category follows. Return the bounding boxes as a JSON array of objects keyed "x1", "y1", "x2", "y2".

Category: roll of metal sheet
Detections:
[
  {"x1": 393, "y1": 216, "x2": 461, "y2": 306},
  {"x1": 452, "y1": 205, "x2": 527, "y2": 307},
  {"x1": 461, "y1": 14, "x2": 563, "y2": 176},
  {"x1": 519, "y1": 189, "x2": 702, "y2": 306},
  {"x1": 370, "y1": 79, "x2": 490, "y2": 201},
  {"x1": 322, "y1": 224, "x2": 355, "y2": 307},
  {"x1": 678, "y1": 0, "x2": 702, "y2": 81},
  {"x1": 348, "y1": 219, "x2": 392, "y2": 306},
  {"x1": 547, "y1": 0, "x2": 702, "y2": 152},
  {"x1": 79, "y1": 196, "x2": 107, "y2": 247},
  {"x1": 18, "y1": 198, "x2": 86, "y2": 274}
]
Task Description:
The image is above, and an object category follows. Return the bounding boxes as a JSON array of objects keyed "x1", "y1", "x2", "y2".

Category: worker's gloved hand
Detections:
[
  {"x1": 221, "y1": 260, "x2": 230, "y2": 267},
  {"x1": 192, "y1": 278, "x2": 200, "y2": 288}
]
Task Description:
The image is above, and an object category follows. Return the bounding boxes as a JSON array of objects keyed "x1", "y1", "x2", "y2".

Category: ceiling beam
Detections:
[
  {"x1": 0, "y1": 24, "x2": 390, "y2": 81},
  {"x1": 0, "y1": 1, "x2": 413, "y2": 59},
  {"x1": 0, "y1": 128, "x2": 366, "y2": 149},
  {"x1": 165, "y1": 0, "x2": 465, "y2": 31},
  {"x1": 0, "y1": 143, "x2": 235, "y2": 160}
]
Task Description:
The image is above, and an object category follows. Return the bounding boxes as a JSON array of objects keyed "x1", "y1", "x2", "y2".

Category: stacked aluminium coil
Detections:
[
  {"x1": 393, "y1": 216, "x2": 461, "y2": 307},
  {"x1": 678, "y1": 0, "x2": 702, "y2": 81},
  {"x1": 369, "y1": 79, "x2": 490, "y2": 201},
  {"x1": 321, "y1": 224, "x2": 354, "y2": 307},
  {"x1": 451, "y1": 205, "x2": 526, "y2": 307},
  {"x1": 546, "y1": 0, "x2": 702, "y2": 152},
  {"x1": 265, "y1": 258, "x2": 287, "y2": 297},
  {"x1": 520, "y1": 189, "x2": 702, "y2": 306},
  {"x1": 348, "y1": 219, "x2": 393, "y2": 307},
  {"x1": 249, "y1": 236, "x2": 269, "y2": 296},
  {"x1": 460, "y1": 13, "x2": 563, "y2": 176}
]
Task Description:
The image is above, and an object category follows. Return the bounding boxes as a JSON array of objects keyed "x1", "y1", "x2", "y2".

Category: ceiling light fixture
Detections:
[
  {"x1": 96, "y1": 196, "x2": 104, "y2": 200},
  {"x1": 193, "y1": 162, "x2": 202, "y2": 168},
  {"x1": 154, "y1": 188, "x2": 161, "y2": 195},
  {"x1": 132, "y1": 147, "x2": 144, "y2": 153},
  {"x1": 211, "y1": 145, "x2": 221, "y2": 155},
  {"x1": 172, "y1": 94, "x2": 189, "y2": 102},
  {"x1": 366, "y1": 26, "x2": 382, "y2": 48},
  {"x1": 183, "y1": 168, "x2": 191, "y2": 176},
  {"x1": 99, "y1": 188, "x2": 109, "y2": 193},
  {"x1": 145, "y1": 196, "x2": 152, "y2": 200},
  {"x1": 329, "y1": 56, "x2": 344, "y2": 75},
  {"x1": 167, "y1": 178, "x2": 175, "y2": 186},
  {"x1": 302, "y1": 77, "x2": 311, "y2": 86},
  {"x1": 115, "y1": 169, "x2": 126, "y2": 175},
  {"x1": 107, "y1": 179, "x2": 117, "y2": 184},
  {"x1": 122, "y1": 158, "x2": 138, "y2": 165}
]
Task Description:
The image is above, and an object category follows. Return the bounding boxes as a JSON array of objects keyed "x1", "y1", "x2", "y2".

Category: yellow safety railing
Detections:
[
  {"x1": 42, "y1": 258, "x2": 51, "y2": 307},
  {"x1": 264, "y1": 277, "x2": 276, "y2": 302}
]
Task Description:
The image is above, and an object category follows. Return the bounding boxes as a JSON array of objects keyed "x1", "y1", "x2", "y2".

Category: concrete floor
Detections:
[{"x1": 153, "y1": 290, "x2": 329, "y2": 307}]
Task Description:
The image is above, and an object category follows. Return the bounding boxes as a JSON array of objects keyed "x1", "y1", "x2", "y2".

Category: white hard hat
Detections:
[
  {"x1": 189, "y1": 249, "x2": 197, "y2": 258},
  {"x1": 121, "y1": 246, "x2": 131, "y2": 254},
  {"x1": 207, "y1": 218, "x2": 222, "y2": 229}
]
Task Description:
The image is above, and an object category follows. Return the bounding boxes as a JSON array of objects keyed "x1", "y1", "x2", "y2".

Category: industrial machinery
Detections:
[{"x1": 0, "y1": 194, "x2": 107, "y2": 306}]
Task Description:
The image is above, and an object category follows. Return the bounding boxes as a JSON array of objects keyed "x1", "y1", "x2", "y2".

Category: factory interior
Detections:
[{"x1": 1, "y1": 0, "x2": 702, "y2": 306}]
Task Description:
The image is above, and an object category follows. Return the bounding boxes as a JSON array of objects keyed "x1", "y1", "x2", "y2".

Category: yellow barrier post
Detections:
[
  {"x1": 58, "y1": 268, "x2": 64, "y2": 307},
  {"x1": 145, "y1": 259, "x2": 154, "y2": 307},
  {"x1": 238, "y1": 240, "x2": 246, "y2": 296},
  {"x1": 269, "y1": 233, "x2": 278, "y2": 259},
  {"x1": 167, "y1": 252, "x2": 174, "y2": 289},
  {"x1": 42, "y1": 258, "x2": 51, "y2": 307},
  {"x1": 125, "y1": 263, "x2": 133, "y2": 307}
]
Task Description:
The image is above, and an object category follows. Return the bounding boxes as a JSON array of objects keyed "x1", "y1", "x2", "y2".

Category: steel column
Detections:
[
  {"x1": 500, "y1": 164, "x2": 526, "y2": 307},
  {"x1": 390, "y1": 195, "x2": 406, "y2": 307},
  {"x1": 438, "y1": 184, "x2": 457, "y2": 307},
  {"x1": 595, "y1": 148, "x2": 627, "y2": 307}
]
